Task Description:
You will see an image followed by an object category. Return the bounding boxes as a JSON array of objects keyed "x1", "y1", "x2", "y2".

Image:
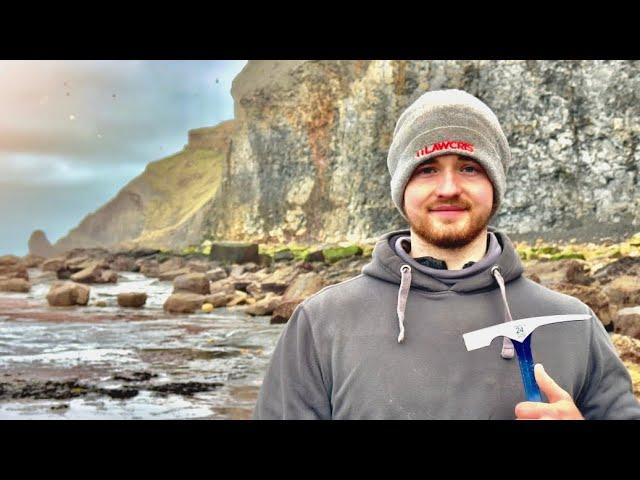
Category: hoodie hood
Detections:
[
  {"x1": 362, "y1": 226, "x2": 524, "y2": 294},
  {"x1": 362, "y1": 226, "x2": 524, "y2": 352}
]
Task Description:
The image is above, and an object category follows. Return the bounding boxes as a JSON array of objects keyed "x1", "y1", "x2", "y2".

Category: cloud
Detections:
[{"x1": 0, "y1": 60, "x2": 247, "y2": 166}]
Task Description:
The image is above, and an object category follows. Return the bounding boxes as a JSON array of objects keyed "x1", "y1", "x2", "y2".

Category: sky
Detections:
[{"x1": 0, "y1": 60, "x2": 248, "y2": 256}]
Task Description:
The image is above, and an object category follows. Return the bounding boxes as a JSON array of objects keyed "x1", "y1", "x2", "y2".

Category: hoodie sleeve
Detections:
[
  {"x1": 576, "y1": 308, "x2": 640, "y2": 420},
  {"x1": 252, "y1": 303, "x2": 332, "y2": 420}
]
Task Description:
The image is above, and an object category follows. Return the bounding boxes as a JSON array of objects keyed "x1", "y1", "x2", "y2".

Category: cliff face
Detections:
[
  {"x1": 54, "y1": 120, "x2": 235, "y2": 252},
  {"x1": 57, "y1": 61, "x2": 640, "y2": 251}
]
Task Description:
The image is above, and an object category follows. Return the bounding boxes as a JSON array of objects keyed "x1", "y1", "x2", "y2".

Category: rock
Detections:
[
  {"x1": 304, "y1": 250, "x2": 325, "y2": 263},
  {"x1": 209, "y1": 277, "x2": 237, "y2": 295},
  {"x1": 111, "y1": 256, "x2": 137, "y2": 272},
  {"x1": 274, "y1": 249, "x2": 295, "y2": 262},
  {"x1": 229, "y1": 264, "x2": 246, "y2": 278},
  {"x1": 173, "y1": 272, "x2": 211, "y2": 295},
  {"x1": 28, "y1": 230, "x2": 57, "y2": 258},
  {"x1": 163, "y1": 293, "x2": 206, "y2": 314},
  {"x1": 271, "y1": 300, "x2": 301, "y2": 324},
  {"x1": 95, "y1": 301, "x2": 108, "y2": 307},
  {"x1": 209, "y1": 242, "x2": 260, "y2": 265},
  {"x1": 130, "y1": 248, "x2": 161, "y2": 258},
  {"x1": 22, "y1": 254, "x2": 46, "y2": 268},
  {"x1": 46, "y1": 282, "x2": 90, "y2": 306},
  {"x1": 202, "y1": 303, "x2": 214, "y2": 313},
  {"x1": 524, "y1": 259, "x2": 593, "y2": 287},
  {"x1": 137, "y1": 258, "x2": 160, "y2": 277},
  {"x1": 593, "y1": 257, "x2": 640, "y2": 284},
  {"x1": 70, "y1": 262, "x2": 117, "y2": 284},
  {"x1": 41, "y1": 258, "x2": 65, "y2": 273},
  {"x1": 281, "y1": 271, "x2": 325, "y2": 302},
  {"x1": 246, "y1": 282, "x2": 264, "y2": 298},
  {"x1": 551, "y1": 282, "x2": 613, "y2": 327},
  {"x1": 158, "y1": 268, "x2": 192, "y2": 281},
  {"x1": 227, "y1": 290, "x2": 249, "y2": 306},
  {"x1": 614, "y1": 307, "x2": 640, "y2": 340},
  {"x1": 117, "y1": 292, "x2": 147, "y2": 308},
  {"x1": 260, "y1": 281, "x2": 289, "y2": 295},
  {"x1": 604, "y1": 276, "x2": 640, "y2": 309},
  {"x1": 526, "y1": 273, "x2": 541, "y2": 283},
  {"x1": 322, "y1": 245, "x2": 363, "y2": 264},
  {"x1": 204, "y1": 291, "x2": 234, "y2": 308},
  {"x1": 258, "y1": 254, "x2": 273, "y2": 268},
  {"x1": 0, "y1": 278, "x2": 30, "y2": 293},
  {"x1": 0, "y1": 256, "x2": 28, "y2": 281},
  {"x1": 159, "y1": 257, "x2": 186, "y2": 275},
  {"x1": 243, "y1": 262, "x2": 260, "y2": 273},
  {"x1": 185, "y1": 259, "x2": 211, "y2": 273},
  {"x1": 611, "y1": 333, "x2": 640, "y2": 364},
  {"x1": 205, "y1": 267, "x2": 227, "y2": 282},
  {"x1": 246, "y1": 293, "x2": 282, "y2": 316}
]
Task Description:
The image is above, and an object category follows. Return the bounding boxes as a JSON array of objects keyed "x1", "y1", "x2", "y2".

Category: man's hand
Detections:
[{"x1": 515, "y1": 364, "x2": 584, "y2": 420}]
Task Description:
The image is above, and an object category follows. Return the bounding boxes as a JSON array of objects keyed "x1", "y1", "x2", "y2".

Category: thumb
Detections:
[{"x1": 534, "y1": 364, "x2": 570, "y2": 403}]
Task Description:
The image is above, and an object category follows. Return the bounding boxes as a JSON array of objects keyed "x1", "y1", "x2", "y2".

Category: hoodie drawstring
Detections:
[
  {"x1": 396, "y1": 264, "x2": 412, "y2": 343},
  {"x1": 490, "y1": 265, "x2": 515, "y2": 359},
  {"x1": 394, "y1": 263, "x2": 515, "y2": 359}
]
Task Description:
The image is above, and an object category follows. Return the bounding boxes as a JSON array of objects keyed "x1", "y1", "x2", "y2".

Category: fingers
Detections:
[
  {"x1": 515, "y1": 401, "x2": 557, "y2": 420},
  {"x1": 534, "y1": 364, "x2": 571, "y2": 403}
]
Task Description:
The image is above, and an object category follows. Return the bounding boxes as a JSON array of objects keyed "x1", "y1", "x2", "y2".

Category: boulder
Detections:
[
  {"x1": 163, "y1": 293, "x2": 206, "y2": 314},
  {"x1": 173, "y1": 273, "x2": 211, "y2": 295},
  {"x1": 593, "y1": 257, "x2": 640, "y2": 285},
  {"x1": 304, "y1": 250, "x2": 325, "y2": 263},
  {"x1": 281, "y1": 271, "x2": 325, "y2": 303},
  {"x1": 117, "y1": 292, "x2": 148, "y2": 308},
  {"x1": 205, "y1": 267, "x2": 227, "y2": 282},
  {"x1": 41, "y1": 257, "x2": 66, "y2": 273},
  {"x1": 551, "y1": 282, "x2": 613, "y2": 327},
  {"x1": 22, "y1": 254, "x2": 46, "y2": 268},
  {"x1": 227, "y1": 290, "x2": 249, "y2": 306},
  {"x1": 604, "y1": 276, "x2": 640, "y2": 309},
  {"x1": 523, "y1": 259, "x2": 593, "y2": 286},
  {"x1": 274, "y1": 249, "x2": 294, "y2": 262},
  {"x1": 209, "y1": 242, "x2": 260, "y2": 265},
  {"x1": 0, "y1": 255, "x2": 28, "y2": 281},
  {"x1": 246, "y1": 293, "x2": 282, "y2": 316},
  {"x1": 271, "y1": 301, "x2": 301, "y2": 324},
  {"x1": 158, "y1": 257, "x2": 186, "y2": 275},
  {"x1": 0, "y1": 278, "x2": 30, "y2": 293},
  {"x1": 70, "y1": 261, "x2": 117, "y2": 284},
  {"x1": 111, "y1": 256, "x2": 137, "y2": 272},
  {"x1": 614, "y1": 307, "x2": 640, "y2": 340},
  {"x1": 204, "y1": 291, "x2": 234, "y2": 308},
  {"x1": 137, "y1": 259, "x2": 160, "y2": 277},
  {"x1": 46, "y1": 282, "x2": 90, "y2": 306},
  {"x1": 158, "y1": 268, "x2": 192, "y2": 281},
  {"x1": 185, "y1": 259, "x2": 211, "y2": 273}
]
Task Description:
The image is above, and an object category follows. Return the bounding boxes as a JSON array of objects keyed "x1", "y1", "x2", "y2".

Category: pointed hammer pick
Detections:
[{"x1": 462, "y1": 314, "x2": 591, "y2": 401}]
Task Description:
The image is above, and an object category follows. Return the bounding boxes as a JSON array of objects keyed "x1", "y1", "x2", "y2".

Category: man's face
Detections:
[{"x1": 403, "y1": 154, "x2": 494, "y2": 249}]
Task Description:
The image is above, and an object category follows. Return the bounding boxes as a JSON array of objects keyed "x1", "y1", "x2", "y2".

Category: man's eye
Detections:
[
  {"x1": 419, "y1": 167, "x2": 436, "y2": 174},
  {"x1": 461, "y1": 165, "x2": 479, "y2": 173}
]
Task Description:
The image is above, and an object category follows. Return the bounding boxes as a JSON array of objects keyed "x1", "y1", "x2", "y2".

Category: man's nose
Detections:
[{"x1": 434, "y1": 170, "x2": 462, "y2": 197}]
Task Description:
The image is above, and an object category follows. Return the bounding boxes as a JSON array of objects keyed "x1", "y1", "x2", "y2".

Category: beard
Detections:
[{"x1": 407, "y1": 202, "x2": 491, "y2": 250}]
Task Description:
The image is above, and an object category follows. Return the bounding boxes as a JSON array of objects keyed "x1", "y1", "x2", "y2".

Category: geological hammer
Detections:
[{"x1": 463, "y1": 314, "x2": 591, "y2": 401}]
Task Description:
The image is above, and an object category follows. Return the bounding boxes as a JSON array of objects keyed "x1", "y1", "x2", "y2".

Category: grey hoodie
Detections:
[{"x1": 253, "y1": 227, "x2": 640, "y2": 419}]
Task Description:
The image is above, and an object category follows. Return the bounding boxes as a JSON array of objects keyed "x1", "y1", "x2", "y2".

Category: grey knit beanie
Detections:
[{"x1": 387, "y1": 89, "x2": 511, "y2": 221}]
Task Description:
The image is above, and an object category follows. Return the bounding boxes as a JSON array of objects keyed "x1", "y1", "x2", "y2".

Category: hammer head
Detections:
[{"x1": 463, "y1": 314, "x2": 591, "y2": 351}]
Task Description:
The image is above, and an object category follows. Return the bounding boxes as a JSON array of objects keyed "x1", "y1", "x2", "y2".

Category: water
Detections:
[{"x1": 0, "y1": 269, "x2": 285, "y2": 419}]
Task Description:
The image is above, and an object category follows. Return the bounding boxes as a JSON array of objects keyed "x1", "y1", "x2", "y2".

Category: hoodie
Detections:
[{"x1": 253, "y1": 227, "x2": 640, "y2": 419}]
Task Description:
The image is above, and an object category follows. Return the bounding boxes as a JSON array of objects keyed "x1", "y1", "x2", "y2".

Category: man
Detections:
[{"x1": 253, "y1": 89, "x2": 640, "y2": 420}]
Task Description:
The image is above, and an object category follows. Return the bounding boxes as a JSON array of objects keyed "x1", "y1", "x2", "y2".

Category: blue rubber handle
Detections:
[{"x1": 511, "y1": 335, "x2": 542, "y2": 402}]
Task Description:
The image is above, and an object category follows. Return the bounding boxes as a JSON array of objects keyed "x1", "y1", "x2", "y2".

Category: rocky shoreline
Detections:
[{"x1": 2, "y1": 232, "x2": 640, "y2": 409}]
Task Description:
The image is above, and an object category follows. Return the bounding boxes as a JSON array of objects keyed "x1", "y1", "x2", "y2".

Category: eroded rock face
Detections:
[
  {"x1": 28, "y1": 230, "x2": 57, "y2": 258},
  {"x1": 54, "y1": 61, "x2": 640, "y2": 252}
]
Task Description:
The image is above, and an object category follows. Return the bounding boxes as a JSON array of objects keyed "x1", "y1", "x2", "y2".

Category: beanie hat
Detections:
[{"x1": 387, "y1": 89, "x2": 511, "y2": 221}]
